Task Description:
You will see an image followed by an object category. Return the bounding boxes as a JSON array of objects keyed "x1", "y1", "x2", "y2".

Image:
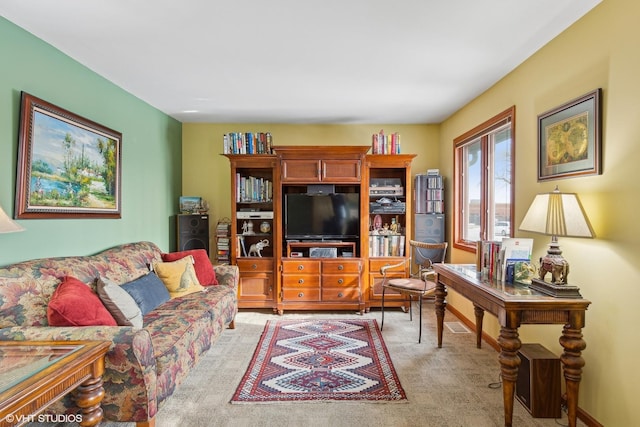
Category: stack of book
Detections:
[
  {"x1": 223, "y1": 132, "x2": 272, "y2": 155},
  {"x1": 480, "y1": 238, "x2": 533, "y2": 283},
  {"x1": 216, "y1": 220, "x2": 231, "y2": 264},
  {"x1": 371, "y1": 130, "x2": 401, "y2": 154},
  {"x1": 236, "y1": 174, "x2": 272, "y2": 203},
  {"x1": 368, "y1": 235, "x2": 405, "y2": 257}
]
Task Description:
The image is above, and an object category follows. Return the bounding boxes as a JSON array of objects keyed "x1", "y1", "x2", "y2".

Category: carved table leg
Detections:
[
  {"x1": 473, "y1": 304, "x2": 484, "y2": 348},
  {"x1": 497, "y1": 326, "x2": 521, "y2": 427},
  {"x1": 75, "y1": 376, "x2": 105, "y2": 427},
  {"x1": 559, "y1": 323, "x2": 586, "y2": 427},
  {"x1": 435, "y1": 281, "x2": 447, "y2": 348}
]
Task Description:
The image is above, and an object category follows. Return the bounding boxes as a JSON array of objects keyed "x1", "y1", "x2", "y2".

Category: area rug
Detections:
[{"x1": 231, "y1": 319, "x2": 406, "y2": 403}]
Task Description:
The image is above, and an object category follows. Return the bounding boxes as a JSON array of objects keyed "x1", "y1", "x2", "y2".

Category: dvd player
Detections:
[{"x1": 236, "y1": 211, "x2": 274, "y2": 219}]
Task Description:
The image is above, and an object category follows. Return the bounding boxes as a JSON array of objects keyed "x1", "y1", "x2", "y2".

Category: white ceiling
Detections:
[{"x1": 1, "y1": 0, "x2": 601, "y2": 124}]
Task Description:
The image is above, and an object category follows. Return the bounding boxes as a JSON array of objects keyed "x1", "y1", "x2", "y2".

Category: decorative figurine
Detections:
[
  {"x1": 242, "y1": 220, "x2": 255, "y2": 235},
  {"x1": 373, "y1": 214, "x2": 383, "y2": 230},
  {"x1": 248, "y1": 239, "x2": 270, "y2": 257},
  {"x1": 390, "y1": 217, "x2": 399, "y2": 234}
]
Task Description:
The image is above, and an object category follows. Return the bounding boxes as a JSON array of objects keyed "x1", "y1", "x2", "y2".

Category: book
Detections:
[{"x1": 499, "y1": 238, "x2": 534, "y2": 282}]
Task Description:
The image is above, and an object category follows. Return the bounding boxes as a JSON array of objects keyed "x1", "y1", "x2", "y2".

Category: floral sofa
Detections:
[{"x1": 0, "y1": 241, "x2": 239, "y2": 426}]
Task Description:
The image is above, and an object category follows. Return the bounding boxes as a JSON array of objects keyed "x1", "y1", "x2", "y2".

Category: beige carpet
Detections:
[{"x1": 43, "y1": 302, "x2": 584, "y2": 427}]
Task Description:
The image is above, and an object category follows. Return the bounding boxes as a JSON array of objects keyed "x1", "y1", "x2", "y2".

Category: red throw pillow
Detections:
[
  {"x1": 161, "y1": 249, "x2": 218, "y2": 286},
  {"x1": 47, "y1": 276, "x2": 117, "y2": 326}
]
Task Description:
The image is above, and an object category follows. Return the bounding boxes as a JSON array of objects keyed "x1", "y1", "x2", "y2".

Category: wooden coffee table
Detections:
[{"x1": 0, "y1": 340, "x2": 110, "y2": 427}]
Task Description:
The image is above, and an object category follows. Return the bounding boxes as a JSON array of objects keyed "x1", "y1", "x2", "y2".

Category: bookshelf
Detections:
[{"x1": 365, "y1": 154, "x2": 416, "y2": 310}]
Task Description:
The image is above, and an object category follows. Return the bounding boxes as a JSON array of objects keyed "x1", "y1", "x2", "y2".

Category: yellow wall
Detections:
[
  {"x1": 440, "y1": 0, "x2": 639, "y2": 424},
  {"x1": 182, "y1": 124, "x2": 439, "y2": 224},
  {"x1": 183, "y1": 0, "x2": 639, "y2": 423}
]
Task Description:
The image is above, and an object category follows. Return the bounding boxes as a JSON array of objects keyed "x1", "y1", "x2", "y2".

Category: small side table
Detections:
[{"x1": 0, "y1": 340, "x2": 110, "y2": 427}]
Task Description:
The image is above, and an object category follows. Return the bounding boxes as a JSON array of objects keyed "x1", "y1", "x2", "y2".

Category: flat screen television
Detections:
[{"x1": 285, "y1": 193, "x2": 360, "y2": 239}]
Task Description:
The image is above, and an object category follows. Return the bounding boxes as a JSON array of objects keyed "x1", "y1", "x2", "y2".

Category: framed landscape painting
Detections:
[
  {"x1": 537, "y1": 88, "x2": 602, "y2": 181},
  {"x1": 15, "y1": 92, "x2": 122, "y2": 219}
]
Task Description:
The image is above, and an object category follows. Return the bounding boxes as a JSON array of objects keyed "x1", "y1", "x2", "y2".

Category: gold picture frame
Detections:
[
  {"x1": 15, "y1": 92, "x2": 122, "y2": 219},
  {"x1": 537, "y1": 88, "x2": 602, "y2": 181}
]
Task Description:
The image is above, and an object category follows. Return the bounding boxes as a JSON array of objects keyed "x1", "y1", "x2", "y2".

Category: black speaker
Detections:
[
  {"x1": 515, "y1": 343, "x2": 561, "y2": 418},
  {"x1": 307, "y1": 184, "x2": 335, "y2": 194},
  {"x1": 176, "y1": 214, "x2": 209, "y2": 255},
  {"x1": 414, "y1": 213, "x2": 445, "y2": 263}
]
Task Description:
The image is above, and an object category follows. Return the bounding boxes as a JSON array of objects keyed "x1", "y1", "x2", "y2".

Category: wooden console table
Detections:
[
  {"x1": 432, "y1": 264, "x2": 590, "y2": 427},
  {"x1": 0, "y1": 340, "x2": 110, "y2": 427}
]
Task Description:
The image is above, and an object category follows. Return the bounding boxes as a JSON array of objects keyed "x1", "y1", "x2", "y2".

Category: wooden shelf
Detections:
[{"x1": 286, "y1": 241, "x2": 356, "y2": 258}]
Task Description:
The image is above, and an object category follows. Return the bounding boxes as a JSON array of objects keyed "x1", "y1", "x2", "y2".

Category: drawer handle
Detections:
[
  {"x1": 251, "y1": 264, "x2": 258, "y2": 270},
  {"x1": 297, "y1": 265, "x2": 304, "y2": 271},
  {"x1": 298, "y1": 292, "x2": 304, "y2": 298},
  {"x1": 338, "y1": 265, "x2": 344, "y2": 271},
  {"x1": 338, "y1": 278, "x2": 344, "y2": 285},
  {"x1": 338, "y1": 292, "x2": 344, "y2": 298},
  {"x1": 298, "y1": 279, "x2": 304, "y2": 284}
]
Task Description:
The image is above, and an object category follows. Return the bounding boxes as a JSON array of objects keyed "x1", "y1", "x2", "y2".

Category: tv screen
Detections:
[{"x1": 285, "y1": 193, "x2": 360, "y2": 239}]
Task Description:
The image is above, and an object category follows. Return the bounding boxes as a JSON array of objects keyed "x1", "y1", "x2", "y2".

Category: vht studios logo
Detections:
[{"x1": 3, "y1": 413, "x2": 83, "y2": 424}]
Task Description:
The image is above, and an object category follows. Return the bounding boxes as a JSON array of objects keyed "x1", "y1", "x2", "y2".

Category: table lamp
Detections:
[
  {"x1": 519, "y1": 186, "x2": 593, "y2": 297},
  {"x1": 0, "y1": 204, "x2": 25, "y2": 233}
]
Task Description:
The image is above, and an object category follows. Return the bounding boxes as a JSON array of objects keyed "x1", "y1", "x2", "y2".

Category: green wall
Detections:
[{"x1": 0, "y1": 17, "x2": 182, "y2": 264}]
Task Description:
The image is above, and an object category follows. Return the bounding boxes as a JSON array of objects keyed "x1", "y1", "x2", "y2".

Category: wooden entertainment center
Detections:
[{"x1": 224, "y1": 145, "x2": 416, "y2": 314}]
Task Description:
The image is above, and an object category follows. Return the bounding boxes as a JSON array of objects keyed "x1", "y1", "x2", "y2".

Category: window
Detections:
[{"x1": 454, "y1": 107, "x2": 515, "y2": 252}]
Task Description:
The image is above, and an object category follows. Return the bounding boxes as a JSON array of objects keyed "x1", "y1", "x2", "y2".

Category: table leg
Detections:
[
  {"x1": 435, "y1": 281, "x2": 447, "y2": 348},
  {"x1": 75, "y1": 375, "x2": 105, "y2": 427},
  {"x1": 473, "y1": 304, "x2": 484, "y2": 348},
  {"x1": 497, "y1": 326, "x2": 521, "y2": 427},
  {"x1": 559, "y1": 323, "x2": 586, "y2": 427}
]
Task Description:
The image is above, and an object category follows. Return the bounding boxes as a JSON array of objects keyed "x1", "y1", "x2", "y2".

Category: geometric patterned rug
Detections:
[{"x1": 231, "y1": 319, "x2": 407, "y2": 403}]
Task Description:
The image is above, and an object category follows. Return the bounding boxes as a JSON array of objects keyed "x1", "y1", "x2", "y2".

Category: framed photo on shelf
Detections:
[
  {"x1": 179, "y1": 196, "x2": 202, "y2": 213},
  {"x1": 537, "y1": 88, "x2": 602, "y2": 181},
  {"x1": 15, "y1": 92, "x2": 122, "y2": 219}
]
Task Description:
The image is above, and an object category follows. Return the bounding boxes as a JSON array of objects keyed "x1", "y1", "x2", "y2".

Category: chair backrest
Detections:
[{"x1": 409, "y1": 240, "x2": 448, "y2": 277}]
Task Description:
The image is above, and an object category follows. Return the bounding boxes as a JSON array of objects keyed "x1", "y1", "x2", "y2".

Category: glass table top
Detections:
[
  {"x1": 437, "y1": 264, "x2": 538, "y2": 297},
  {"x1": 0, "y1": 344, "x2": 83, "y2": 393}
]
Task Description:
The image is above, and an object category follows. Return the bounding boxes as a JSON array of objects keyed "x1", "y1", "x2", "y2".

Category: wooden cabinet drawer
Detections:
[
  {"x1": 281, "y1": 159, "x2": 320, "y2": 182},
  {"x1": 321, "y1": 274, "x2": 359, "y2": 288},
  {"x1": 369, "y1": 258, "x2": 407, "y2": 275},
  {"x1": 282, "y1": 260, "x2": 321, "y2": 274},
  {"x1": 321, "y1": 159, "x2": 361, "y2": 182},
  {"x1": 238, "y1": 273, "x2": 274, "y2": 300},
  {"x1": 322, "y1": 260, "x2": 361, "y2": 274},
  {"x1": 283, "y1": 288, "x2": 321, "y2": 301},
  {"x1": 322, "y1": 287, "x2": 360, "y2": 302},
  {"x1": 282, "y1": 275, "x2": 321, "y2": 288},
  {"x1": 237, "y1": 258, "x2": 274, "y2": 273},
  {"x1": 281, "y1": 159, "x2": 361, "y2": 183}
]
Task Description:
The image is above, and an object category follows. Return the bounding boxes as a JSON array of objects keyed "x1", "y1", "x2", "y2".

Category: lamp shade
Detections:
[
  {"x1": 0, "y1": 205, "x2": 25, "y2": 233},
  {"x1": 519, "y1": 187, "x2": 593, "y2": 238}
]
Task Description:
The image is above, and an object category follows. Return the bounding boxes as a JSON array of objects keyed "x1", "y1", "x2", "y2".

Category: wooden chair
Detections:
[{"x1": 380, "y1": 240, "x2": 448, "y2": 343}]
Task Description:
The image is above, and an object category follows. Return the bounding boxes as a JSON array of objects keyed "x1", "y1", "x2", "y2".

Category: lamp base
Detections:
[{"x1": 529, "y1": 278, "x2": 582, "y2": 298}]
